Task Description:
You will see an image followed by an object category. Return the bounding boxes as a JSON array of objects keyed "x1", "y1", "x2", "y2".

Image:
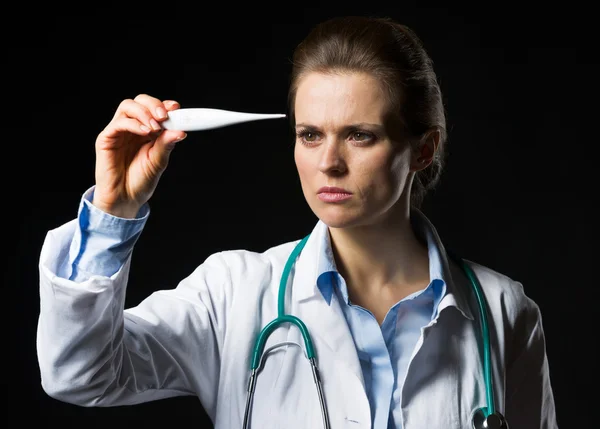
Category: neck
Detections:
[{"x1": 327, "y1": 204, "x2": 430, "y2": 297}]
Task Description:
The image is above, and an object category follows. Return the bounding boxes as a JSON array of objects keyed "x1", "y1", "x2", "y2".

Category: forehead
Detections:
[{"x1": 294, "y1": 71, "x2": 390, "y2": 125}]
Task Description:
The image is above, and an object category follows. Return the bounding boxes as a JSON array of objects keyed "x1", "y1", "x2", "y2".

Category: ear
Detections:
[{"x1": 410, "y1": 129, "x2": 440, "y2": 172}]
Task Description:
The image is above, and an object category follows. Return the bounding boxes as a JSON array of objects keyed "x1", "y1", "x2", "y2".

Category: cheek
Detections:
[
  {"x1": 390, "y1": 154, "x2": 411, "y2": 185},
  {"x1": 357, "y1": 152, "x2": 408, "y2": 197},
  {"x1": 294, "y1": 146, "x2": 311, "y2": 183}
]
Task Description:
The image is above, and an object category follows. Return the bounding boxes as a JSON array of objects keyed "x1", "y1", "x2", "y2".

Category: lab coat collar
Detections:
[
  {"x1": 292, "y1": 208, "x2": 474, "y2": 321},
  {"x1": 411, "y1": 207, "x2": 474, "y2": 321}
]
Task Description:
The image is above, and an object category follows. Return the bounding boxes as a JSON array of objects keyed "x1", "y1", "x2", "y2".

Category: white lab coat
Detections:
[{"x1": 36, "y1": 215, "x2": 557, "y2": 429}]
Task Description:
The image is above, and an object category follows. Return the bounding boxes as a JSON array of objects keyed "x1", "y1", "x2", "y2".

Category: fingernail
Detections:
[
  {"x1": 156, "y1": 106, "x2": 167, "y2": 119},
  {"x1": 174, "y1": 133, "x2": 187, "y2": 142},
  {"x1": 150, "y1": 119, "x2": 161, "y2": 131}
]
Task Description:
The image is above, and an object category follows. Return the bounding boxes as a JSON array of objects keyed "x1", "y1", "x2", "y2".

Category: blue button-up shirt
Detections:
[
  {"x1": 314, "y1": 218, "x2": 446, "y2": 428},
  {"x1": 66, "y1": 186, "x2": 448, "y2": 429}
]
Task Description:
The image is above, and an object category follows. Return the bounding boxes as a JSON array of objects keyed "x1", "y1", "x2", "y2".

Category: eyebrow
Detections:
[{"x1": 295, "y1": 122, "x2": 385, "y2": 132}]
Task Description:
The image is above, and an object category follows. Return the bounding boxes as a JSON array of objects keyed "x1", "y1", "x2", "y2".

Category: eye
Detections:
[
  {"x1": 350, "y1": 131, "x2": 374, "y2": 143},
  {"x1": 302, "y1": 131, "x2": 317, "y2": 141},
  {"x1": 296, "y1": 130, "x2": 320, "y2": 145}
]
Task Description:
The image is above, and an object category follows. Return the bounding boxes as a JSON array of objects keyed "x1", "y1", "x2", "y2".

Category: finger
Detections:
[
  {"x1": 133, "y1": 94, "x2": 172, "y2": 124},
  {"x1": 148, "y1": 130, "x2": 187, "y2": 168},
  {"x1": 99, "y1": 117, "x2": 156, "y2": 141},
  {"x1": 162, "y1": 100, "x2": 181, "y2": 112},
  {"x1": 114, "y1": 98, "x2": 163, "y2": 132},
  {"x1": 157, "y1": 129, "x2": 187, "y2": 147}
]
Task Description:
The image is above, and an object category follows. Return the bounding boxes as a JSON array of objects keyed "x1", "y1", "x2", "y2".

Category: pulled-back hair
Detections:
[{"x1": 288, "y1": 16, "x2": 448, "y2": 208}]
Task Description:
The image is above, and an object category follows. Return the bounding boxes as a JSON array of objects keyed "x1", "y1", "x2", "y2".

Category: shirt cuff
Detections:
[{"x1": 65, "y1": 186, "x2": 150, "y2": 282}]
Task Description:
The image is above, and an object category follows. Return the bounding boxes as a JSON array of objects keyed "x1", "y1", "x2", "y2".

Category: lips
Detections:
[
  {"x1": 316, "y1": 186, "x2": 353, "y2": 203},
  {"x1": 317, "y1": 186, "x2": 352, "y2": 194}
]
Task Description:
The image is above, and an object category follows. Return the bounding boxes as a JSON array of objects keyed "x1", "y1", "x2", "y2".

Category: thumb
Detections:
[{"x1": 149, "y1": 131, "x2": 187, "y2": 169}]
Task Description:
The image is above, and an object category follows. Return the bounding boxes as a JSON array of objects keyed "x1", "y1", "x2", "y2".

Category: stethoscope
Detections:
[{"x1": 242, "y1": 234, "x2": 509, "y2": 429}]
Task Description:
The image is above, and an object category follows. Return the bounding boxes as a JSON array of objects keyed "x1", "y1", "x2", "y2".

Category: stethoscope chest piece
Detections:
[{"x1": 472, "y1": 408, "x2": 509, "y2": 429}]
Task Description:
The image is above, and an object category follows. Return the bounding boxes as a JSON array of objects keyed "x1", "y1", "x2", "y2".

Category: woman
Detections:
[{"x1": 36, "y1": 16, "x2": 557, "y2": 429}]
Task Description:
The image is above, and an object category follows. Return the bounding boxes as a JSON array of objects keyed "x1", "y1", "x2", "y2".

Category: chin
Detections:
[
  {"x1": 310, "y1": 195, "x2": 405, "y2": 230},
  {"x1": 312, "y1": 205, "x2": 370, "y2": 229}
]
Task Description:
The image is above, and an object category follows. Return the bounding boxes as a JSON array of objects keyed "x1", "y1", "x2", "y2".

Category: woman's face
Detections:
[{"x1": 294, "y1": 71, "x2": 416, "y2": 229}]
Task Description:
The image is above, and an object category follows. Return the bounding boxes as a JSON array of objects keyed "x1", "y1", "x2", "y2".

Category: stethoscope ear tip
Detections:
[{"x1": 472, "y1": 408, "x2": 509, "y2": 429}]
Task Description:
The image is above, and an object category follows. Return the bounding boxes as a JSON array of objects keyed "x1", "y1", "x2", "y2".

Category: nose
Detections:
[{"x1": 318, "y1": 140, "x2": 347, "y2": 175}]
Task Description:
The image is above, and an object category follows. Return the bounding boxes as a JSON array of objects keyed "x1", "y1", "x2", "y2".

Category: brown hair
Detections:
[{"x1": 287, "y1": 16, "x2": 448, "y2": 209}]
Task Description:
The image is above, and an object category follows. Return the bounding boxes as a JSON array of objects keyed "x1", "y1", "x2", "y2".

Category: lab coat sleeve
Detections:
[
  {"x1": 37, "y1": 218, "x2": 231, "y2": 416},
  {"x1": 504, "y1": 298, "x2": 558, "y2": 428}
]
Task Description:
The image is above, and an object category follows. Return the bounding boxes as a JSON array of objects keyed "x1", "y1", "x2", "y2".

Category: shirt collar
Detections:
[{"x1": 297, "y1": 207, "x2": 473, "y2": 320}]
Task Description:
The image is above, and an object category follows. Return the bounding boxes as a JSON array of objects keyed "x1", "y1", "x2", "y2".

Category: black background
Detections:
[{"x1": 10, "y1": 3, "x2": 597, "y2": 428}]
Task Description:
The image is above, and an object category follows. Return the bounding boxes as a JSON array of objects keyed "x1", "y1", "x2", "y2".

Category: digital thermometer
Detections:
[{"x1": 161, "y1": 108, "x2": 287, "y2": 131}]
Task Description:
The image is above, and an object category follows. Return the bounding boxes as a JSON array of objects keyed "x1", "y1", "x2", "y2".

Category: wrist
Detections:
[{"x1": 91, "y1": 197, "x2": 141, "y2": 219}]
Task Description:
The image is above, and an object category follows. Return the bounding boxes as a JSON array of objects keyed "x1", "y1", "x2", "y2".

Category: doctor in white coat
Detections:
[{"x1": 36, "y1": 16, "x2": 558, "y2": 429}]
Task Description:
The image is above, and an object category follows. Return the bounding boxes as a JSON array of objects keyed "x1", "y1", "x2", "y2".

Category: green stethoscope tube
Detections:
[
  {"x1": 250, "y1": 234, "x2": 313, "y2": 371},
  {"x1": 459, "y1": 259, "x2": 495, "y2": 416},
  {"x1": 243, "y1": 233, "x2": 501, "y2": 428},
  {"x1": 243, "y1": 234, "x2": 326, "y2": 429}
]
